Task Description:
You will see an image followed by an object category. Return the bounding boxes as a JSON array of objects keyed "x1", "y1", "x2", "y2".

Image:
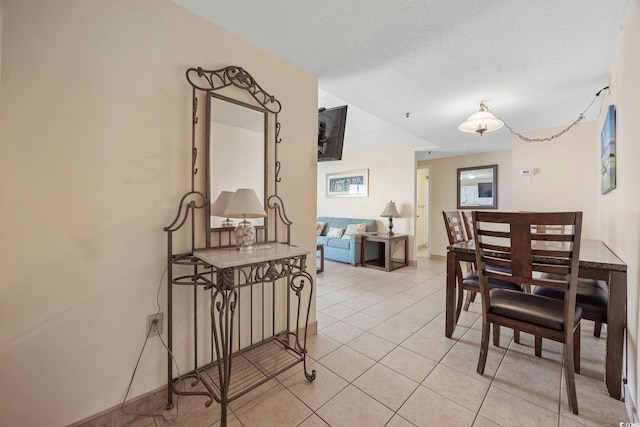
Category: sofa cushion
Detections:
[
  {"x1": 326, "y1": 227, "x2": 345, "y2": 238},
  {"x1": 316, "y1": 236, "x2": 330, "y2": 246},
  {"x1": 316, "y1": 217, "x2": 378, "y2": 265},
  {"x1": 326, "y1": 238, "x2": 351, "y2": 250},
  {"x1": 317, "y1": 217, "x2": 377, "y2": 235},
  {"x1": 342, "y1": 223, "x2": 367, "y2": 239},
  {"x1": 324, "y1": 218, "x2": 354, "y2": 232},
  {"x1": 316, "y1": 222, "x2": 327, "y2": 236}
]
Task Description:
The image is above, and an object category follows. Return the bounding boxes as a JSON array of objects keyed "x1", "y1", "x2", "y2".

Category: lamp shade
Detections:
[
  {"x1": 223, "y1": 188, "x2": 267, "y2": 219},
  {"x1": 380, "y1": 201, "x2": 400, "y2": 218},
  {"x1": 210, "y1": 191, "x2": 235, "y2": 217},
  {"x1": 458, "y1": 104, "x2": 504, "y2": 136}
]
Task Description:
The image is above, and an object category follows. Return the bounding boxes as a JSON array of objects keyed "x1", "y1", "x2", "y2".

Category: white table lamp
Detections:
[{"x1": 223, "y1": 188, "x2": 267, "y2": 251}]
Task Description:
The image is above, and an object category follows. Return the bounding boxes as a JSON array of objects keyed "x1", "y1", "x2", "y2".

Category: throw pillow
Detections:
[
  {"x1": 326, "y1": 227, "x2": 345, "y2": 238},
  {"x1": 316, "y1": 222, "x2": 327, "y2": 236},
  {"x1": 342, "y1": 223, "x2": 367, "y2": 239}
]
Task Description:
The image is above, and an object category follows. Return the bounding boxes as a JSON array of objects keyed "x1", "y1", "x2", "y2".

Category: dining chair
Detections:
[
  {"x1": 534, "y1": 279, "x2": 607, "y2": 338},
  {"x1": 460, "y1": 211, "x2": 478, "y2": 309},
  {"x1": 461, "y1": 210, "x2": 474, "y2": 242},
  {"x1": 530, "y1": 224, "x2": 608, "y2": 342},
  {"x1": 442, "y1": 211, "x2": 475, "y2": 317},
  {"x1": 442, "y1": 211, "x2": 523, "y2": 345},
  {"x1": 472, "y1": 211, "x2": 583, "y2": 414}
]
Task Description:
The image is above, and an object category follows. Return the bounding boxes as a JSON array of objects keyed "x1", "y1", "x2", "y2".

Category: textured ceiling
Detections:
[{"x1": 171, "y1": 0, "x2": 628, "y2": 159}]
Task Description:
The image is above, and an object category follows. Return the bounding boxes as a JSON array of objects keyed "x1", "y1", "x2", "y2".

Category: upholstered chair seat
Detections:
[
  {"x1": 534, "y1": 275, "x2": 608, "y2": 337},
  {"x1": 490, "y1": 289, "x2": 583, "y2": 330}
]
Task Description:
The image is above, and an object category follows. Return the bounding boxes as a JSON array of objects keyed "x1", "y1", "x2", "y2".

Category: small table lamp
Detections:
[
  {"x1": 223, "y1": 188, "x2": 267, "y2": 251},
  {"x1": 380, "y1": 200, "x2": 400, "y2": 236},
  {"x1": 210, "y1": 190, "x2": 235, "y2": 228}
]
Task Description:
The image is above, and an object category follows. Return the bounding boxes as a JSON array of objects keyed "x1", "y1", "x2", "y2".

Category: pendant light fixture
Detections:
[
  {"x1": 459, "y1": 86, "x2": 609, "y2": 141},
  {"x1": 458, "y1": 103, "x2": 504, "y2": 136}
]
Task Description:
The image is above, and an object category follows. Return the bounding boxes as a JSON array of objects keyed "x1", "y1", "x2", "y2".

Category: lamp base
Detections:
[
  {"x1": 387, "y1": 217, "x2": 394, "y2": 237},
  {"x1": 235, "y1": 220, "x2": 256, "y2": 251}
]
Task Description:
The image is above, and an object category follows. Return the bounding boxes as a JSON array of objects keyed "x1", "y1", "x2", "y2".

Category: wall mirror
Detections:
[
  {"x1": 208, "y1": 93, "x2": 266, "y2": 228},
  {"x1": 457, "y1": 164, "x2": 498, "y2": 209},
  {"x1": 180, "y1": 65, "x2": 286, "y2": 248}
]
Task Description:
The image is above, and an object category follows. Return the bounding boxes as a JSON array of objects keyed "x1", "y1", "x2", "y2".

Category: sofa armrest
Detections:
[
  {"x1": 350, "y1": 232, "x2": 379, "y2": 264},
  {"x1": 349, "y1": 231, "x2": 376, "y2": 244}
]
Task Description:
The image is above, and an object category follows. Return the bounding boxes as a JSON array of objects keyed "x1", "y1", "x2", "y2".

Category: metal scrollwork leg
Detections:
[
  {"x1": 291, "y1": 271, "x2": 316, "y2": 382},
  {"x1": 212, "y1": 268, "x2": 237, "y2": 427}
]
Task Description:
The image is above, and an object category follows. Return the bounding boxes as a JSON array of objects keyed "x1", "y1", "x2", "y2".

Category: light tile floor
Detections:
[{"x1": 83, "y1": 255, "x2": 629, "y2": 427}]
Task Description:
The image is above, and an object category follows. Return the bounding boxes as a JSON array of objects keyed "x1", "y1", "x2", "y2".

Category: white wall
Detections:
[
  {"x1": 597, "y1": 0, "x2": 640, "y2": 418},
  {"x1": 511, "y1": 121, "x2": 599, "y2": 238},
  {"x1": 0, "y1": 1, "x2": 318, "y2": 426}
]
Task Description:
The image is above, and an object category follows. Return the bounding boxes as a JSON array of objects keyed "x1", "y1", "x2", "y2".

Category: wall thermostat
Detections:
[{"x1": 519, "y1": 168, "x2": 535, "y2": 185}]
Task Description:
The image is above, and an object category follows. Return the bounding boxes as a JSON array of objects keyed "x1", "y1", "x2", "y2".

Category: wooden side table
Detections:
[
  {"x1": 361, "y1": 234, "x2": 408, "y2": 271},
  {"x1": 316, "y1": 243, "x2": 324, "y2": 273}
]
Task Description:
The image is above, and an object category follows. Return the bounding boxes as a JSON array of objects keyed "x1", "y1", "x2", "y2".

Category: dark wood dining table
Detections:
[{"x1": 445, "y1": 238, "x2": 627, "y2": 400}]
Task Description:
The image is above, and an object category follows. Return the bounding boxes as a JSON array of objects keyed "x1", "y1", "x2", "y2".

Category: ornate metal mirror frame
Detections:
[{"x1": 165, "y1": 65, "x2": 292, "y2": 249}]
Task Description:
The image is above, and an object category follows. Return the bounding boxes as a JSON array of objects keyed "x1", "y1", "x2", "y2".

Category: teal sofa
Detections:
[{"x1": 316, "y1": 217, "x2": 378, "y2": 266}]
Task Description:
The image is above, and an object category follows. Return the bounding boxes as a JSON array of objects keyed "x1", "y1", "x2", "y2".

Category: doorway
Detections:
[{"x1": 416, "y1": 165, "x2": 431, "y2": 258}]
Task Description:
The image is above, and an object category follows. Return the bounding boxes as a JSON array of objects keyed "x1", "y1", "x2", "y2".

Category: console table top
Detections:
[{"x1": 194, "y1": 243, "x2": 309, "y2": 268}]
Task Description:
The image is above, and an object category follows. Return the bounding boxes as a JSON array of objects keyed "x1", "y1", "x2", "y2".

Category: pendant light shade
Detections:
[{"x1": 459, "y1": 103, "x2": 504, "y2": 136}]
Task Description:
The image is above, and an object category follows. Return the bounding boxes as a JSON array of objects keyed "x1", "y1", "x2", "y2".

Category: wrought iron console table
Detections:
[
  {"x1": 166, "y1": 244, "x2": 314, "y2": 426},
  {"x1": 163, "y1": 65, "x2": 316, "y2": 426}
]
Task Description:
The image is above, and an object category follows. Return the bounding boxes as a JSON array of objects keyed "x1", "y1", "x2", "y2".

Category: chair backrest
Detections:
[
  {"x1": 461, "y1": 211, "x2": 474, "y2": 241},
  {"x1": 472, "y1": 211, "x2": 583, "y2": 319},
  {"x1": 442, "y1": 211, "x2": 467, "y2": 245},
  {"x1": 531, "y1": 224, "x2": 566, "y2": 234}
]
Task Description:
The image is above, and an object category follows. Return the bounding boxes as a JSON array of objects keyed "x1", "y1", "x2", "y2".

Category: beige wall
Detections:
[
  {"x1": 511, "y1": 121, "x2": 599, "y2": 238},
  {"x1": 419, "y1": 150, "x2": 512, "y2": 257},
  {"x1": 0, "y1": 1, "x2": 317, "y2": 426},
  {"x1": 597, "y1": 0, "x2": 640, "y2": 418}
]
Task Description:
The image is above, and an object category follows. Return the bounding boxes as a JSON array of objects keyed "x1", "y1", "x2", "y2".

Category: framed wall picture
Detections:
[
  {"x1": 326, "y1": 169, "x2": 368, "y2": 197},
  {"x1": 600, "y1": 105, "x2": 616, "y2": 195}
]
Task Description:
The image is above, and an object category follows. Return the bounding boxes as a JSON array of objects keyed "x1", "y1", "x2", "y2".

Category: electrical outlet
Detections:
[{"x1": 146, "y1": 313, "x2": 163, "y2": 337}]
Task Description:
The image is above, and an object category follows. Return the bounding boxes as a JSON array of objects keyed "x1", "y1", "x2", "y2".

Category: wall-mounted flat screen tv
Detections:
[
  {"x1": 478, "y1": 182, "x2": 493, "y2": 198},
  {"x1": 318, "y1": 105, "x2": 348, "y2": 162}
]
